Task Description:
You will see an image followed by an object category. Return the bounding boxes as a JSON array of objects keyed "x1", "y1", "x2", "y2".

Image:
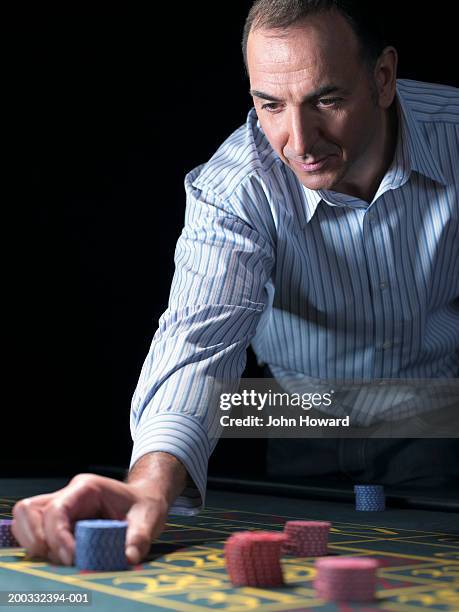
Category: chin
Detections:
[{"x1": 298, "y1": 173, "x2": 338, "y2": 192}]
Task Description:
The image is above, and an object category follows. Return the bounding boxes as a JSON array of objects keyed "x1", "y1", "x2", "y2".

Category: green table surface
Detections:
[{"x1": 1, "y1": 478, "x2": 458, "y2": 611}]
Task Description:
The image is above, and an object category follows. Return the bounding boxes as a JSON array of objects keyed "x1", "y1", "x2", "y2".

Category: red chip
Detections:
[
  {"x1": 225, "y1": 531, "x2": 287, "y2": 587},
  {"x1": 283, "y1": 520, "x2": 331, "y2": 557}
]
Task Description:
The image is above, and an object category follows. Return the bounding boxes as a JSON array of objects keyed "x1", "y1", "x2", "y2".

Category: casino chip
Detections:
[
  {"x1": 354, "y1": 485, "x2": 386, "y2": 511},
  {"x1": 225, "y1": 531, "x2": 287, "y2": 587},
  {"x1": 282, "y1": 520, "x2": 331, "y2": 556},
  {"x1": 0, "y1": 520, "x2": 19, "y2": 547},
  {"x1": 314, "y1": 556, "x2": 379, "y2": 602},
  {"x1": 74, "y1": 520, "x2": 128, "y2": 571}
]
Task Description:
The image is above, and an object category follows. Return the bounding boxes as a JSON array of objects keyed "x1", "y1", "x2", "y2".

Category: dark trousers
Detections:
[
  {"x1": 267, "y1": 437, "x2": 459, "y2": 488},
  {"x1": 263, "y1": 366, "x2": 459, "y2": 489}
]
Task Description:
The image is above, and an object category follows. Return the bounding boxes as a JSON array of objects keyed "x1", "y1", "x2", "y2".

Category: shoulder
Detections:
[
  {"x1": 184, "y1": 108, "x2": 280, "y2": 202},
  {"x1": 183, "y1": 110, "x2": 282, "y2": 241},
  {"x1": 397, "y1": 78, "x2": 459, "y2": 124}
]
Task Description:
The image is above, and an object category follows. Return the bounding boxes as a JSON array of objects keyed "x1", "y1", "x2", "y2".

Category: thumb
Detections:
[{"x1": 125, "y1": 498, "x2": 168, "y2": 565}]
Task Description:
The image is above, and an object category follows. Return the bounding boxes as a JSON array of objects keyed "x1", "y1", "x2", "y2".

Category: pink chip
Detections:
[{"x1": 316, "y1": 557, "x2": 379, "y2": 570}]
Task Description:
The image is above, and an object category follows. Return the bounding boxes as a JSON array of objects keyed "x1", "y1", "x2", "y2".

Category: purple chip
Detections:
[{"x1": 0, "y1": 519, "x2": 20, "y2": 547}]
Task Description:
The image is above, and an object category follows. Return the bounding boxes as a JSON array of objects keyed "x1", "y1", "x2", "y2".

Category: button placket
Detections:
[{"x1": 362, "y1": 207, "x2": 398, "y2": 375}]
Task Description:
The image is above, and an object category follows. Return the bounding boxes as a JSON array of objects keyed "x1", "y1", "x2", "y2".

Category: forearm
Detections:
[{"x1": 127, "y1": 451, "x2": 188, "y2": 507}]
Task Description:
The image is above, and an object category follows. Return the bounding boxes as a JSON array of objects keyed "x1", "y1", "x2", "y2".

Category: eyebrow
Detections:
[{"x1": 249, "y1": 84, "x2": 348, "y2": 103}]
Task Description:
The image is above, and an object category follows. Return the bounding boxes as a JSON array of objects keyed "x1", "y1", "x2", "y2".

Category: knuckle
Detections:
[
  {"x1": 70, "y1": 473, "x2": 100, "y2": 490},
  {"x1": 13, "y1": 497, "x2": 34, "y2": 516},
  {"x1": 70, "y1": 473, "x2": 92, "y2": 485},
  {"x1": 46, "y1": 498, "x2": 66, "y2": 514}
]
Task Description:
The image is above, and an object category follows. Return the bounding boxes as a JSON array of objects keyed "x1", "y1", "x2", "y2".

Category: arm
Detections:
[
  {"x1": 127, "y1": 451, "x2": 188, "y2": 505},
  {"x1": 12, "y1": 173, "x2": 275, "y2": 566},
  {"x1": 130, "y1": 170, "x2": 276, "y2": 514}
]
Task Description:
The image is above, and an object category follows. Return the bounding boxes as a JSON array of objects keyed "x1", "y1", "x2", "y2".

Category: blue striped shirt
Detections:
[{"x1": 130, "y1": 78, "x2": 459, "y2": 514}]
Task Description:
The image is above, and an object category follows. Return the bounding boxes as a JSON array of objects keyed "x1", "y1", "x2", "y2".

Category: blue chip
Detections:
[
  {"x1": 354, "y1": 485, "x2": 385, "y2": 511},
  {"x1": 75, "y1": 520, "x2": 128, "y2": 571}
]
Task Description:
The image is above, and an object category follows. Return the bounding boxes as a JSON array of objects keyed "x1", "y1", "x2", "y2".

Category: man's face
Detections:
[{"x1": 247, "y1": 10, "x2": 387, "y2": 197}]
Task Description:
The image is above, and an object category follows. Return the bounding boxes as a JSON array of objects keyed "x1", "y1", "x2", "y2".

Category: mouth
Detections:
[{"x1": 291, "y1": 156, "x2": 332, "y2": 172}]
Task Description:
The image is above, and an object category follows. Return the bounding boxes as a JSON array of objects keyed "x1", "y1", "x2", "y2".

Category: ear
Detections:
[{"x1": 374, "y1": 46, "x2": 398, "y2": 109}]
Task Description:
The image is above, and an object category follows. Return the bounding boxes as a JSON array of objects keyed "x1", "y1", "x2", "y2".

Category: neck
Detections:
[{"x1": 335, "y1": 101, "x2": 399, "y2": 204}]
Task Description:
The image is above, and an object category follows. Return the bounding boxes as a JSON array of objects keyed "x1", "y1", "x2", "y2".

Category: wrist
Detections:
[{"x1": 127, "y1": 451, "x2": 188, "y2": 506}]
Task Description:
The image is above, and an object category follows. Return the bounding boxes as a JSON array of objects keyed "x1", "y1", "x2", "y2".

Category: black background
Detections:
[{"x1": 4, "y1": 3, "x2": 457, "y2": 476}]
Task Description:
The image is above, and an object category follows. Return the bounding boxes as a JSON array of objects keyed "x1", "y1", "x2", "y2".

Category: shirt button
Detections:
[
  {"x1": 379, "y1": 281, "x2": 389, "y2": 290},
  {"x1": 382, "y1": 340, "x2": 392, "y2": 350}
]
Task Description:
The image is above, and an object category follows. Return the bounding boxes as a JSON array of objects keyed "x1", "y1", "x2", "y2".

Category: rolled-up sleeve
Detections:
[{"x1": 129, "y1": 169, "x2": 275, "y2": 515}]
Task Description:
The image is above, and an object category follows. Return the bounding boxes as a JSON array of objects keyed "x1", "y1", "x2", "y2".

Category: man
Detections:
[{"x1": 12, "y1": 0, "x2": 458, "y2": 566}]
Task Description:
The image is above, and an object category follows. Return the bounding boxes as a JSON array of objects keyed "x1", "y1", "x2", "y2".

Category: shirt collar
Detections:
[
  {"x1": 297, "y1": 80, "x2": 447, "y2": 226},
  {"x1": 395, "y1": 81, "x2": 447, "y2": 186}
]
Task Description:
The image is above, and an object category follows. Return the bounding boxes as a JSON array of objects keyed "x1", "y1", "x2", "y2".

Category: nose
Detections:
[{"x1": 285, "y1": 107, "x2": 320, "y2": 159}]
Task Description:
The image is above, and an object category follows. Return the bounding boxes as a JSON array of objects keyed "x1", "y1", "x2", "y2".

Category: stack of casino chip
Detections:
[
  {"x1": 314, "y1": 557, "x2": 379, "y2": 602},
  {"x1": 354, "y1": 485, "x2": 386, "y2": 511},
  {"x1": 225, "y1": 531, "x2": 288, "y2": 587},
  {"x1": 282, "y1": 521, "x2": 331, "y2": 557},
  {"x1": 0, "y1": 519, "x2": 19, "y2": 547},
  {"x1": 74, "y1": 520, "x2": 128, "y2": 571}
]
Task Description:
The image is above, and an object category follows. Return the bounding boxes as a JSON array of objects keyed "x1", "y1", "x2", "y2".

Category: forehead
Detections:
[{"x1": 247, "y1": 10, "x2": 362, "y2": 89}]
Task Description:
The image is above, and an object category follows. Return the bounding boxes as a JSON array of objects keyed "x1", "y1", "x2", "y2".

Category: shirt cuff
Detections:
[{"x1": 129, "y1": 412, "x2": 210, "y2": 515}]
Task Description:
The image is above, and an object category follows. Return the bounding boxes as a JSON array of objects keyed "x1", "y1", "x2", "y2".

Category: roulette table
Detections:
[{"x1": 0, "y1": 477, "x2": 458, "y2": 611}]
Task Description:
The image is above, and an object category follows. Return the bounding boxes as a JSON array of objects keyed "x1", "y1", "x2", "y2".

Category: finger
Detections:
[
  {"x1": 42, "y1": 498, "x2": 77, "y2": 566},
  {"x1": 125, "y1": 499, "x2": 168, "y2": 565},
  {"x1": 48, "y1": 548, "x2": 63, "y2": 566},
  {"x1": 43, "y1": 475, "x2": 138, "y2": 565},
  {"x1": 41, "y1": 475, "x2": 116, "y2": 565},
  {"x1": 12, "y1": 494, "x2": 54, "y2": 557},
  {"x1": 40, "y1": 475, "x2": 109, "y2": 565}
]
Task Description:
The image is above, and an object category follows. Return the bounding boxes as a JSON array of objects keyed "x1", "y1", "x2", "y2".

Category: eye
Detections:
[
  {"x1": 317, "y1": 97, "x2": 342, "y2": 107},
  {"x1": 260, "y1": 102, "x2": 282, "y2": 113}
]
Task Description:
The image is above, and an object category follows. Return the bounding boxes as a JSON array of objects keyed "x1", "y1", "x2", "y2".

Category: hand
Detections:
[
  {"x1": 12, "y1": 452, "x2": 188, "y2": 566},
  {"x1": 11, "y1": 474, "x2": 168, "y2": 566}
]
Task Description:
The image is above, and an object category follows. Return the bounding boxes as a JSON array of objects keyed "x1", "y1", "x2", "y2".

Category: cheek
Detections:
[
  {"x1": 258, "y1": 118, "x2": 286, "y2": 154},
  {"x1": 258, "y1": 109, "x2": 369, "y2": 159},
  {"x1": 336, "y1": 106, "x2": 376, "y2": 153},
  {"x1": 322, "y1": 112, "x2": 352, "y2": 145},
  {"x1": 311, "y1": 113, "x2": 361, "y2": 161}
]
